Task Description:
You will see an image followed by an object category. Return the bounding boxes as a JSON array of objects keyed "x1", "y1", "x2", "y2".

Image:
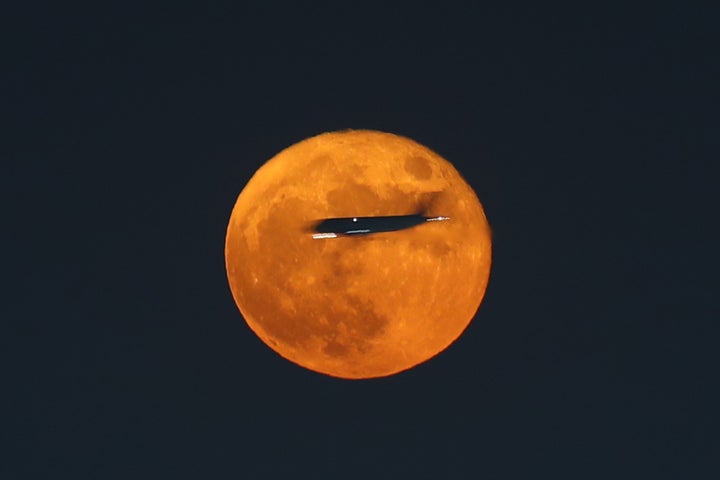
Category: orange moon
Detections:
[{"x1": 225, "y1": 130, "x2": 491, "y2": 379}]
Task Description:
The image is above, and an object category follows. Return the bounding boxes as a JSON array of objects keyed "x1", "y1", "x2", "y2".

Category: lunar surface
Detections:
[{"x1": 225, "y1": 130, "x2": 492, "y2": 379}]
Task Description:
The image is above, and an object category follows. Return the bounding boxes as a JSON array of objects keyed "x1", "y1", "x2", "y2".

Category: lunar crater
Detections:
[{"x1": 404, "y1": 155, "x2": 433, "y2": 179}]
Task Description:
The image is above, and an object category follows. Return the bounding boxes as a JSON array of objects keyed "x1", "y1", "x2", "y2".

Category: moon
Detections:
[{"x1": 225, "y1": 130, "x2": 492, "y2": 379}]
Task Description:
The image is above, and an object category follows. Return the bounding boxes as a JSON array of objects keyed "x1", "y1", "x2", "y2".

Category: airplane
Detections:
[{"x1": 311, "y1": 214, "x2": 450, "y2": 239}]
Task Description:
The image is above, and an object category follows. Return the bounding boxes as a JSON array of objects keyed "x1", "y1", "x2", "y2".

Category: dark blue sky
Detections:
[{"x1": 4, "y1": 3, "x2": 717, "y2": 478}]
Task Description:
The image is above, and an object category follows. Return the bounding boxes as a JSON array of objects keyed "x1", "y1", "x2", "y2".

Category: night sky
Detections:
[{"x1": 4, "y1": 3, "x2": 718, "y2": 478}]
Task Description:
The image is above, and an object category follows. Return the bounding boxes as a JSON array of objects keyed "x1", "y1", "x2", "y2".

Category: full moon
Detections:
[{"x1": 225, "y1": 130, "x2": 491, "y2": 379}]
